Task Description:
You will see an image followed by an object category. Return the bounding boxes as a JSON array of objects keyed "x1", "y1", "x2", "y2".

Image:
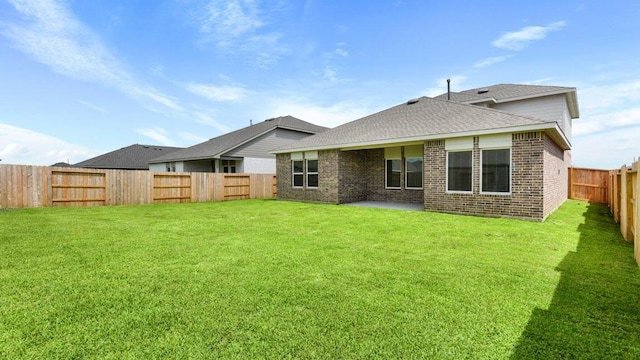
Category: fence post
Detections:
[
  {"x1": 634, "y1": 160, "x2": 639, "y2": 265},
  {"x1": 620, "y1": 166, "x2": 629, "y2": 241}
]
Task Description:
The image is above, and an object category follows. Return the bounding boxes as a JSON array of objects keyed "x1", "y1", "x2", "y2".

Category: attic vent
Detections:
[
  {"x1": 407, "y1": 98, "x2": 420, "y2": 105},
  {"x1": 477, "y1": 88, "x2": 489, "y2": 94}
]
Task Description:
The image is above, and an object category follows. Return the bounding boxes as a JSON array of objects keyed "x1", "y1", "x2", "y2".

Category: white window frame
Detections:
[
  {"x1": 292, "y1": 159, "x2": 304, "y2": 188},
  {"x1": 480, "y1": 147, "x2": 512, "y2": 195},
  {"x1": 306, "y1": 159, "x2": 318, "y2": 189},
  {"x1": 405, "y1": 157, "x2": 423, "y2": 190}
]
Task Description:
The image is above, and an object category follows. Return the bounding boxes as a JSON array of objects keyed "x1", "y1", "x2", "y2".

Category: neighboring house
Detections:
[
  {"x1": 273, "y1": 84, "x2": 579, "y2": 221},
  {"x1": 75, "y1": 144, "x2": 183, "y2": 170},
  {"x1": 148, "y1": 116, "x2": 328, "y2": 174}
]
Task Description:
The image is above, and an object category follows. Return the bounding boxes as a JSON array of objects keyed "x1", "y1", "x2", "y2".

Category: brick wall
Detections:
[
  {"x1": 276, "y1": 151, "x2": 339, "y2": 203},
  {"x1": 424, "y1": 132, "x2": 547, "y2": 220},
  {"x1": 277, "y1": 131, "x2": 564, "y2": 220},
  {"x1": 363, "y1": 149, "x2": 424, "y2": 204},
  {"x1": 543, "y1": 135, "x2": 569, "y2": 218},
  {"x1": 337, "y1": 150, "x2": 367, "y2": 203}
]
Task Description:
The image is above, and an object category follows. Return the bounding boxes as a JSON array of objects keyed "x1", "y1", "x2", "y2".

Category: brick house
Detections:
[{"x1": 273, "y1": 84, "x2": 579, "y2": 220}]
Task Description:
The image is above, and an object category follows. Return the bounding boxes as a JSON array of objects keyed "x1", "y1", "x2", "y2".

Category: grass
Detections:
[{"x1": 0, "y1": 199, "x2": 638, "y2": 359}]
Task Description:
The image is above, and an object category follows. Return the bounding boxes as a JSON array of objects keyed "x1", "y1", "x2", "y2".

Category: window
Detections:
[
  {"x1": 482, "y1": 149, "x2": 510, "y2": 193},
  {"x1": 292, "y1": 160, "x2": 304, "y2": 188},
  {"x1": 479, "y1": 134, "x2": 512, "y2": 194},
  {"x1": 386, "y1": 159, "x2": 401, "y2": 188},
  {"x1": 385, "y1": 147, "x2": 402, "y2": 189},
  {"x1": 291, "y1": 151, "x2": 318, "y2": 189},
  {"x1": 306, "y1": 159, "x2": 318, "y2": 188},
  {"x1": 447, "y1": 151, "x2": 472, "y2": 192},
  {"x1": 405, "y1": 145, "x2": 423, "y2": 189},
  {"x1": 222, "y1": 160, "x2": 236, "y2": 173},
  {"x1": 406, "y1": 158, "x2": 423, "y2": 188}
]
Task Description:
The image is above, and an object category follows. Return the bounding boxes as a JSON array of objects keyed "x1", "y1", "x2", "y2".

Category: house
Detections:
[
  {"x1": 74, "y1": 144, "x2": 183, "y2": 170},
  {"x1": 272, "y1": 84, "x2": 579, "y2": 220},
  {"x1": 148, "y1": 116, "x2": 328, "y2": 173}
]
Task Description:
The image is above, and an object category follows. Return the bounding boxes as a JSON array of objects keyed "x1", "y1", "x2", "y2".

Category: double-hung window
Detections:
[
  {"x1": 446, "y1": 138, "x2": 473, "y2": 192},
  {"x1": 292, "y1": 151, "x2": 318, "y2": 189},
  {"x1": 292, "y1": 153, "x2": 304, "y2": 188},
  {"x1": 480, "y1": 134, "x2": 511, "y2": 194},
  {"x1": 306, "y1": 151, "x2": 318, "y2": 188},
  {"x1": 405, "y1": 145, "x2": 423, "y2": 189},
  {"x1": 385, "y1": 147, "x2": 402, "y2": 189}
]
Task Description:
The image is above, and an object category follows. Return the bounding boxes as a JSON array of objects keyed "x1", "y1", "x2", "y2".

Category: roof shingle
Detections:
[
  {"x1": 150, "y1": 116, "x2": 328, "y2": 163},
  {"x1": 273, "y1": 96, "x2": 559, "y2": 152},
  {"x1": 74, "y1": 144, "x2": 183, "y2": 170}
]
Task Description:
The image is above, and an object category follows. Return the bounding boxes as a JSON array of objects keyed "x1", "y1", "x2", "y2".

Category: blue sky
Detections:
[{"x1": 0, "y1": 0, "x2": 638, "y2": 169}]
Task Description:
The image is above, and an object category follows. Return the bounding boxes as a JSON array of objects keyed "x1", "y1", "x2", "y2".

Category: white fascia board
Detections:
[
  {"x1": 272, "y1": 122, "x2": 566, "y2": 153},
  {"x1": 463, "y1": 88, "x2": 577, "y2": 106}
]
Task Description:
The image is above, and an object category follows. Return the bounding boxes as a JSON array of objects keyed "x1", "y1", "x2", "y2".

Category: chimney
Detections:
[
  {"x1": 447, "y1": 79, "x2": 451, "y2": 100},
  {"x1": 250, "y1": 119, "x2": 253, "y2": 126}
]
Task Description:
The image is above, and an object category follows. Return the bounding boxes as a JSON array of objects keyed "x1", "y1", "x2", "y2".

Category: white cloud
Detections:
[
  {"x1": 136, "y1": 127, "x2": 176, "y2": 146},
  {"x1": 0, "y1": 123, "x2": 98, "y2": 165},
  {"x1": 186, "y1": 83, "x2": 248, "y2": 102},
  {"x1": 492, "y1": 21, "x2": 566, "y2": 50},
  {"x1": 79, "y1": 100, "x2": 108, "y2": 113},
  {"x1": 179, "y1": 132, "x2": 208, "y2": 144},
  {"x1": 2, "y1": 0, "x2": 183, "y2": 112},
  {"x1": 192, "y1": 112, "x2": 231, "y2": 133},
  {"x1": 474, "y1": 55, "x2": 512, "y2": 68},
  {"x1": 572, "y1": 127, "x2": 640, "y2": 169},
  {"x1": 335, "y1": 48, "x2": 348, "y2": 57},
  {"x1": 196, "y1": 0, "x2": 288, "y2": 67},
  {"x1": 266, "y1": 98, "x2": 377, "y2": 128}
]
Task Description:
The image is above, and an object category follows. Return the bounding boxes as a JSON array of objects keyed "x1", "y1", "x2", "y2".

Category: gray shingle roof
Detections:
[
  {"x1": 434, "y1": 83, "x2": 576, "y2": 103},
  {"x1": 150, "y1": 116, "x2": 328, "y2": 163},
  {"x1": 273, "y1": 96, "x2": 562, "y2": 153},
  {"x1": 74, "y1": 144, "x2": 183, "y2": 170}
]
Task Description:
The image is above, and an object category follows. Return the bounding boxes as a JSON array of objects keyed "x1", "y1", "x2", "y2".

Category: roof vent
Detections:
[
  {"x1": 477, "y1": 88, "x2": 489, "y2": 94},
  {"x1": 407, "y1": 98, "x2": 420, "y2": 105}
]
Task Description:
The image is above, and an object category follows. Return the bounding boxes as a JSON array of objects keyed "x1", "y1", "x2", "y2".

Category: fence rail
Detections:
[{"x1": 0, "y1": 165, "x2": 276, "y2": 209}]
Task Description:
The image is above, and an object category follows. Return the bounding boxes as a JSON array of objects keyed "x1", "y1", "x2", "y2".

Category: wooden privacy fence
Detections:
[
  {"x1": 0, "y1": 165, "x2": 276, "y2": 209},
  {"x1": 568, "y1": 167, "x2": 609, "y2": 204},
  {"x1": 608, "y1": 160, "x2": 640, "y2": 266}
]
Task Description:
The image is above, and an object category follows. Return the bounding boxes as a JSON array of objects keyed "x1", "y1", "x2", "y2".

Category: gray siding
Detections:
[
  {"x1": 224, "y1": 128, "x2": 315, "y2": 158},
  {"x1": 491, "y1": 95, "x2": 572, "y2": 138}
]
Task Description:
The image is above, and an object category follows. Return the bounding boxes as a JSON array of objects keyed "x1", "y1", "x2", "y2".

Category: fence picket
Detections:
[{"x1": 0, "y1": 164, "x2": 276, "y2": 209}]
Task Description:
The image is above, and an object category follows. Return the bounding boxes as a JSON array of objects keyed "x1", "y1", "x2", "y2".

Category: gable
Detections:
[{"x1": 224, "y1": 128, "x2": 317, "y2": 158}]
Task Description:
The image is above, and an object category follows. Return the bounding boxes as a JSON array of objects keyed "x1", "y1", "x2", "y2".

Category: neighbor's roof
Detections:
[
  {"x1": 435, "y1": 83, "x2": 579, "y2": 118},
  {"x1": 273, "y1": 96, "x2": 570, "y2": 153},
  {"x1": 75, "y1": 144, "x2": 183, "y2": 170},
  {"x1": 150, "y1": 116, "x2": 328, "y2": 163}
]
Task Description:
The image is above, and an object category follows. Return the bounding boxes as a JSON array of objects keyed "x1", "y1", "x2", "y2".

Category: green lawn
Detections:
[{"x1": 1, "y1": 200, "x2": 639, "y2": 359}]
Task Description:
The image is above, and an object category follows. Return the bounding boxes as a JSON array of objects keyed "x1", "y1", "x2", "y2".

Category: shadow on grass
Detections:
[{"x1": 511, "y1": 203, "x2": 640, "y2": 358}]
